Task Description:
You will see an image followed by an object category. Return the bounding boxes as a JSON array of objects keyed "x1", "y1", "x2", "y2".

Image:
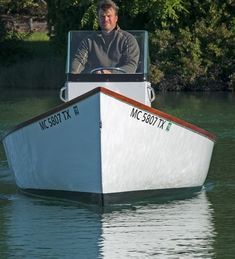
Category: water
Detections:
[{"x1": 0, "y1": 90, "x2": 234, "y2": 258}]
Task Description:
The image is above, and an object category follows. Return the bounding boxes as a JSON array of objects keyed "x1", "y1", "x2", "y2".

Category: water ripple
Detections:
[{"x1": 0, "y1": 192, "x2": 216, "y2": 258}]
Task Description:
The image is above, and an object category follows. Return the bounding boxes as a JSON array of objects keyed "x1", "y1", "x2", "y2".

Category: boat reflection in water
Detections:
[
  {"x1": 2, "y1": 191, "x2": 215, "y2": 258},
  {"x1": 100, "y1": 191, "x2": 215, "y2": 258}
]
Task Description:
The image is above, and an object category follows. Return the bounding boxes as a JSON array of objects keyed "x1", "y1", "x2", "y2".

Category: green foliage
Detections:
[
  {"x1": 0, "y1": 0, "x2": 46, "y2": 16},
  {"x1": 0, "y1": 16, "x2": 31, "y2": 64},
  {"x1": 149, "y1": 0, "x2": 234, "y2": 90},
  {"x1": 46, "y1": 0, "x2": 98, "y2": 51},
  {"x1": 0, "y1": 0, "x2": 48, "y2": 63},
  {"x1": 0, "y1": 16, "x2": 6, "y2": 41},
  {"x1": 0, "y1": 32, "x2": 65, "y2": 89},
  {"x1": 0, "y1": 0, "x2": 234, "y2": 90}
]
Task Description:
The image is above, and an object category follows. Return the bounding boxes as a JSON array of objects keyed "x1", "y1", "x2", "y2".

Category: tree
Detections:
[
  {"x1": 0, "y1": 0, "x2": 48, "y2": 64},
  {"x1": 150, "y1": 0, "x2": 234, "y2": 90},
  {"x1": 1, "y1": 0, "x2": 234, "y2": 90},
  {"x1": 0, "y1": 0, "x2": 46, "y2": 16}
]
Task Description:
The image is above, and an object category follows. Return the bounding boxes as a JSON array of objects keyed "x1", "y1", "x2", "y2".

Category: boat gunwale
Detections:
[
  {"x1": 101, "y1": 87, "x2": 216, "y2": 142},
  {"x1": 67, "y1": 73, "x2": 149, "y2": 82},
  {"x1": 1, "y1": 87, "x2": 216, "y2": 142}
]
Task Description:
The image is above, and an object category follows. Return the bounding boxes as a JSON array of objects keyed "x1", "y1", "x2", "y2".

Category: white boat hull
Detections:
[{"x1": 2, "y1": 88, "x2": 215, "y2": 205}]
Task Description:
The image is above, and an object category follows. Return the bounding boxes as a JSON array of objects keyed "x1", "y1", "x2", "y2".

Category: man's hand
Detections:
[{"x1": 96, "y1": 70, "x2": 112, "y2": 74}]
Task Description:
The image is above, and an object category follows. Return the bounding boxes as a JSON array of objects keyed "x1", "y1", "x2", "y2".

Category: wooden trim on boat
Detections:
[
  {"x1": 1, "y1": 88, "x2": 100, "y2": 140},
  {"x1": 1, "y1": 87, "x2": 216, "y2": 142},
  {"x1": 99, "y1": 87, "x2": 216, "y2": 142}
]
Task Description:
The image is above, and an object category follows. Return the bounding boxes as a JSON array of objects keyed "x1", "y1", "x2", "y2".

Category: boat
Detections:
[{"x1": 1, "y1": 31, "x2": 215, "y2": 205}]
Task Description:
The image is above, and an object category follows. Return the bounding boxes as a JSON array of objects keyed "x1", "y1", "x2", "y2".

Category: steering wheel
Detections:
[{"x1": 90, "y1": 67, "x2": 127, "y2": 74}]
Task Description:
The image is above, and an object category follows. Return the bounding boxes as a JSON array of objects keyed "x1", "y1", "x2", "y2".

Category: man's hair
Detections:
[{"x1": 97, "y1": 0, "x2": 119, "y2": 15}]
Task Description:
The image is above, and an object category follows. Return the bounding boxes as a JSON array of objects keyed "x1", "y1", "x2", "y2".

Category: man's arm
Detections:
[
  {"x1": 117, "y1": 34, "x2": 140, "y2": 74},
  {"x1": 71, "y1": 40, "x2": 89, "y2": 74}
]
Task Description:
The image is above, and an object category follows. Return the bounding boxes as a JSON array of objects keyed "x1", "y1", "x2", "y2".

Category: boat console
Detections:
[{"x1": 60, "y1": 30, "x2": 155, "y2": 106}]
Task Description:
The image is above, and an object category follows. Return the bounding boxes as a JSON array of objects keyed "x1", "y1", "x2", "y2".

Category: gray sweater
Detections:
[{"x1": 71, "y1": 28, "x2": 140, "y2": 74}]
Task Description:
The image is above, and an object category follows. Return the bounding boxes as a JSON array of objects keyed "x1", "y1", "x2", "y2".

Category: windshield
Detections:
[{"x1": 66, "y1": 30, "x2": 149, "y2": 76}]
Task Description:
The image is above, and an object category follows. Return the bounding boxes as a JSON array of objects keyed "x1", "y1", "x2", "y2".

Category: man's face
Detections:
[{"x1": 98, "y1": 7, "x2": 118, "y2": 33}]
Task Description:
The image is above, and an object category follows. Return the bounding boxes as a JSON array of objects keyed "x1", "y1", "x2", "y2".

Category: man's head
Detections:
[{"x1": 97, "y1": 0, "x2": 119, "y2": 33}]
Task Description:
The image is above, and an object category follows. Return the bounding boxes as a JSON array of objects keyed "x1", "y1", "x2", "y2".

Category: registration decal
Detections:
[
  {"x1": 38, "y1": 105, "x2": 80, "y2": 131},
  {"x1": 130, "y1": 107, "x2": 172, "y2": 131}
]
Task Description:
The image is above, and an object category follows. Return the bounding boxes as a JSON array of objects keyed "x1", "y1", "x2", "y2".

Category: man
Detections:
[{"x1": 71, "y1": 0, "x2": 140, "y2": 74}]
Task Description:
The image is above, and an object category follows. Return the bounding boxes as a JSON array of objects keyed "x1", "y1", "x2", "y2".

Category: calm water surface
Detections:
[{"x1": 0, "y1": 89, "x2": 234, "y2": 258}]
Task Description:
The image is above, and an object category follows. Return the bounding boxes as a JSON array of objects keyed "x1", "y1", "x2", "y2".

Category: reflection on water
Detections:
[
  {"x1": 1, "y1": 198, "x2": 102, "y2": 258},
  {"x1": 100, "y1": 192, "x2": 215, "y2": 258},
  {"x1": 0, "y1": 187, "x2": 215, "y2": 258}
]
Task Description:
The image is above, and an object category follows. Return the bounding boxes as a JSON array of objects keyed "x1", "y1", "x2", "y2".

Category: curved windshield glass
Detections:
[{"x1": 66, "y1": 30, "x2": 149, "y2": 75}]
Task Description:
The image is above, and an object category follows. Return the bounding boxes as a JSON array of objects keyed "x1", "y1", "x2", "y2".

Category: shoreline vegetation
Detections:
[
  {"x1": 0, "y1": 31, "x2": 65, "y2": 90},
  {"x1": 0, "y1": 0, "x2": 234, "y2": 92}
]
